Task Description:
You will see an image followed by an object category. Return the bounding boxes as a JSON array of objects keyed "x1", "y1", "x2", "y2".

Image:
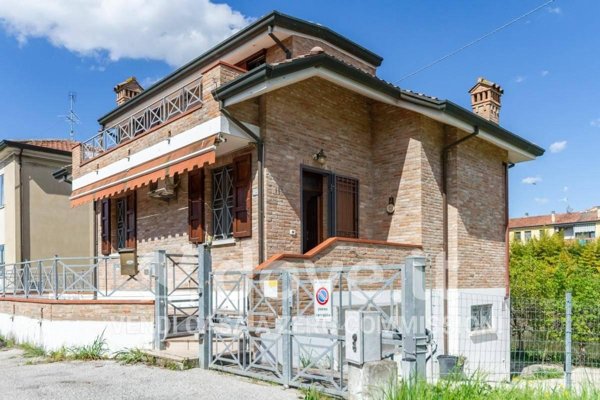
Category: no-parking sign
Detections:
[{"x1": 313, "y1": 280, "x2": 332, "y2": 321}]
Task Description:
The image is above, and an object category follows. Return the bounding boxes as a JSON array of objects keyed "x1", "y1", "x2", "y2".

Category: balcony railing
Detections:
[{"x1": 81, "y1": 77, "x2": 203, "y2": 162}]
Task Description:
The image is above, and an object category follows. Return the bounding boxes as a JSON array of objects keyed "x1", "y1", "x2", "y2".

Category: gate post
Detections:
[
  {"x1": 153, "y1": 250, "x2": 168, "y2": 350},
  {"x1": 565, "y1": 291, "x2": 572, "y2": 390},
  {"x1": 198, "y1": 244, "x2": 212, "y2": 369},
  {"x1": 281, "y1": 271, "x2": 293, "y2": 387},
  {"x1": 402, "y1": 255, "x2": 427, "y2": 382}
]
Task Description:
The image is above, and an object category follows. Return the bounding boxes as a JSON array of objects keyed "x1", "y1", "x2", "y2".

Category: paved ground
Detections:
[{"x1": 0, "y1": 348, "x2": 300, "y2": 400}]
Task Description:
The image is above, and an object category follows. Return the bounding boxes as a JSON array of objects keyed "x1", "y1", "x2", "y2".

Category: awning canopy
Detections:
[{"x1": 70, "y1": 136, "x2": 216, "y2": 207}]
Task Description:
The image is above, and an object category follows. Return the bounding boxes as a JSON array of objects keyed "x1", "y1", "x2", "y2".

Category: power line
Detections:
[{"x1": 398, "y1": 0, "x2": 555, "y2": 82}]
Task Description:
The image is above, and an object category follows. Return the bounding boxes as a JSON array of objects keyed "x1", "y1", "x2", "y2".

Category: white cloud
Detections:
[
  {"x1": 0, "y1": 0, "x2": 250, "y2": 66},
  {"x1": 549, "y1": 140, "x2": 567, "y2": 153},
  {"x1": 591, "y1": 118, "x2": 600, "y2": 128},
  {"x1": 541, "y1": 70, "x2": 550, "y2": 77},
  {"x1": 522, "y1": 176, "x2": 542, "y2": 185},
  {"x1": 515, "y1": 75, "x2": 526, "y2": 83},
  {"x1": 563, "y1": 186, "x2": 569, "y2": 193},
  {"x1": 534, "y1": 197, "x2": 549, "y2": 205},
  {"x1": 548, "y1": 6, "x2": 562, "y2": 15}
]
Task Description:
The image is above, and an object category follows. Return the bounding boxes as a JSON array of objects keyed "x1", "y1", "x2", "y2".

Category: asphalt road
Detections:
[{"x1": 0, "y1": 348, "x2": 300, "y2": 400}]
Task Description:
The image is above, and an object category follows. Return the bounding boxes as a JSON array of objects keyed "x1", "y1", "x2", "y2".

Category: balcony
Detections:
[{"x1": 80, "y1": 77, "x2": 203, "y2": 163}]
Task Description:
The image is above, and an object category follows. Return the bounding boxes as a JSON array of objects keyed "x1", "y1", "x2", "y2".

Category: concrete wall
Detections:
[
  {"x1": 0, "y1": 298, "x2": 153, "y2": 352},
  {"x1": 22, "y1": 156, "x2": 94, "y2": 260},
  {"x1": 0, "y1": 158, "x2": 18, "y2": 264}
]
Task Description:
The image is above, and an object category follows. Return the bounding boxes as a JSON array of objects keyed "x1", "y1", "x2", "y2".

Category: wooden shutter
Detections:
[
  {"x1": 335, "y1": 176, "x2": 359, "y2": 238},
  {"x1": 125, "y1": 192, "x2": 136, "y2": 249},
  {"x1": 188, "y1": 169, "x2": 205, "y2": 243},
  {"x1": 100, "y1": 199, "x2": 111, "y2": 255},
  {"x1": 233, "y1": 153, "x2": 252, "y2": 238}
]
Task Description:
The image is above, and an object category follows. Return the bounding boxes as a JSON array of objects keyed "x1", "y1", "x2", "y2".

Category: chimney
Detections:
[
  {"x1": 469, "y1": 77, "x2": 503, "y2": 124},
  {"x1": 114, "y1": 77, "x2": 144, "y2": 106},
  {"x1": 551, "y1": 211, "x2": 556, "y2": 223}
]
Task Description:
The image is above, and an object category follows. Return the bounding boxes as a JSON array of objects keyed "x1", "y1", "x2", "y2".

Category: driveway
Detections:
[{"x1": 0, "y1": 348, "x2": 300, "y2": 400}]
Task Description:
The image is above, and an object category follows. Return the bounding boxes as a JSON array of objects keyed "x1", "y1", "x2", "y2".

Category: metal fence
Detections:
[
  {"x1": 0, "y1": 256, "x2": 157, "y2": 299},
  {"x1": 203, "y1": 259, "x2": 418, "y2": 398},
  {"x1": 433, "y1": 291, "x2": 600, "y2": 390}
]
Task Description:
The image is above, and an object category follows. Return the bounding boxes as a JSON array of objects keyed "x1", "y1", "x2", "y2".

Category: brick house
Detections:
[{"x1": 68, "y1": 11, "x2": 543, "y2": 372}]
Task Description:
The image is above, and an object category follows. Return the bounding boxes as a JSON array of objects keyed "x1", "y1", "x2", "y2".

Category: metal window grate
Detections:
[
  {"x1": 335, "y1": 176, "x2": 359, "y2": 238},
  {"x1": 212, "y1": 166, "x2": 234, "y2": 240}
]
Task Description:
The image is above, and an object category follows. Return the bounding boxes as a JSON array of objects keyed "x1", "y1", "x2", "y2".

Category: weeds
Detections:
[
  {"x1": 114, "y1": 348, "x2": 152, "y2": 365},
  {"x1": 68, "y1": 334, "x2": 107, "y2": 361},
  {"x1": 381, "y1": 376, "x2": 600, "y2": 400},
  {"x1": 301, "y1": 386, "x2": 332, "y2": 400},
  {"x1": 0, "y1": 334, "x2": 15, "y2": 349},
  {"x1": 19, "y1": 343, "x2": 46, "y2": 358}
]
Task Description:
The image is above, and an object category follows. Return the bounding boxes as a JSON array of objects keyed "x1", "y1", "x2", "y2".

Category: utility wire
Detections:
[{"x1": 398, "y1": 0, "x2": 555, "y2": 82}]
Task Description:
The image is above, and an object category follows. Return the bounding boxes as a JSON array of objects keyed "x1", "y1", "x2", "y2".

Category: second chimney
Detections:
[
  {"x1": 114, "y1": 77, "x2": 144, "y2": 106},
  {"x1": 469, "y1": 77, "x2": 503, "y2": 124}
]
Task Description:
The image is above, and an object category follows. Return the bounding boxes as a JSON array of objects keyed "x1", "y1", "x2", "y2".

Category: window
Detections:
[
  {"x1": 237, "y1": 50, "x2": 266, "y2": 71},
  {"x1": 335, "y1": 176, "x2": 359, "y2": 238},
  {"x1": 211, "y1": 154, "x2": 252, "y2": 241},
  {"x1": 0, "y1": 174, "x2": 4, "y2": 207},
  {"x1": 212, "y1": 166, "x2": 234, "y2": 240},
  {"x1": 0, "y1": 244, "x2": 4, "y2": 265},
  {"x1": 524, "y1": 231, "x2": 532, "y2": 242},
  {"x1": 471, "y1": 304, "x2": 493, "y2": 332},
  {"x1": 514, "y1": 231, "x2": 521, "y2": 242}
]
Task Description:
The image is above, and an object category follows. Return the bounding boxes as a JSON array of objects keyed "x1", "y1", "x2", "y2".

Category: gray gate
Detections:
[
  {"x1": 205, "y1": 260, "x2": 413, "y2": 397},
  {"x1": 154, "y1": 251, "x2": 200, "y2": 349}
]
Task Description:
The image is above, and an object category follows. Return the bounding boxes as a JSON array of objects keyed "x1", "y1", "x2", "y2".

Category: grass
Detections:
[
  {"x1": 380, "y1": 376, "x2": 600, "y2": 400},
  {"x1": 521, "y1": 368, "x2": 564, "y2": 381},
  {"x1": 114, "y1": 348, "x2": 153, "y2": 365},
  {"x1": 0, "y1": 334, "x2": 15, "y2": 349},
  {"x1": 301, "y1": 386, "x2": 333, "y2": 400},
  {"x1": 68, "y1": 334, "x2": 107, "y2": 361},
  {"x1": 19, "y1": 342, "x2": 46, "y2": 358}
]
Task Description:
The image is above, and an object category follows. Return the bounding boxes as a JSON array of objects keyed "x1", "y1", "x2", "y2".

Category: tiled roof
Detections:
[
  {"x1": 509, "y1": 209, "x2": 600, "y2": 229},
  {"x1": 16, "y1": 140, "x2": 77, "y2": 152}
]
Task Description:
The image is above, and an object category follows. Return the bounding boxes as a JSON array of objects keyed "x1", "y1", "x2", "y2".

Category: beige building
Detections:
[
  {"x1": 509, "y1": 207, "x2": 600, "y2": 243},
  {"x1": 0, "y1": 140, "x2": 94, "y2": 264}
]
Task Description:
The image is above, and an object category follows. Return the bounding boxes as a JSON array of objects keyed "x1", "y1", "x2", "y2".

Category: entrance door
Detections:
[{"x1": 302, "y1": 171, "x2": 324, "y2": 253}]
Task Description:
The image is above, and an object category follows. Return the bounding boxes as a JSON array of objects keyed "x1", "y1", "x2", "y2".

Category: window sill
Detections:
[
  {"x1": 211, "y1": 238, "x2": 236, "y2": 247},
  {"x1": 470, "y1": 328, "x2": 496, "y2": 338}
]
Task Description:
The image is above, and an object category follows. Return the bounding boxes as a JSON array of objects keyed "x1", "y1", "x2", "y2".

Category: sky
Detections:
[{"x1": 0, "y1": 0, "x2": 597, "y2": 218}]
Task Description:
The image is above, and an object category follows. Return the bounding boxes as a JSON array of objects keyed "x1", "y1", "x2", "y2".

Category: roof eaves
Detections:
[
  {"x1": 98, "y1": 10, "x2": 382, "y2": 125},
  {"x1": 0, "y1": 140, "x2": 72, "y2": 156},
  {"x1": 214, "y1": 54, "x2": 544, "y2": 159}
]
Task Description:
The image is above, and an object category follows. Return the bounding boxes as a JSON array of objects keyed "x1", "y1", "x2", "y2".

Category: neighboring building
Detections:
[
  {"x1": 509, "y1": 207, "x2": 600, "y2": 243},
  {"x1": 9, "y1": 11, "x2": 542, "y2": 376},
  {"x1": 0, "y1": 140, "x2": 94, "y2": 264}
]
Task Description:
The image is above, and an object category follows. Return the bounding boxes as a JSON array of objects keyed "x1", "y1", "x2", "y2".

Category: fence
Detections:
[
  {"x1": 437, "y1": 291, "x2": 600, "y2": 390},
  {"x1": 200, "y1": 254, "x2": 429, "y2": 398}
]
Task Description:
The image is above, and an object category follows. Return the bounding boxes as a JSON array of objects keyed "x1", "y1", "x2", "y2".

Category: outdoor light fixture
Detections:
[
  {"x1": 313, "y1": 149, "x2": 327, "y2": 165},
  {"x1": 386, "y1": 196, "x2": 396, "y2": 215},
  {"x1": 214, "y1": 133, "x2": 227, "y2": 145}
]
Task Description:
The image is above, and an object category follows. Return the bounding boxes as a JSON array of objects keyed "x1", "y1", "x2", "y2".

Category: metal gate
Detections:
[
  {"x1": 206, "y1": 262, "x2": 408, "y2": 397},
  {"x1": 154, "y1": 251, "x2": 200, "y2": 349}
]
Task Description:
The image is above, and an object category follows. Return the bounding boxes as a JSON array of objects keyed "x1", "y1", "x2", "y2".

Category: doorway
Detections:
[{"x1": 302, "y1": 170, "x2": 325, "y2": 253}]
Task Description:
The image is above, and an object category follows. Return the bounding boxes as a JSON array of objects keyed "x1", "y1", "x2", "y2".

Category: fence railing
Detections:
[
  {"x1": 0, "y1": 255, "x2": 155, "y2": 299},
  {"x1": 80, "y1": 77, "x2": 203, "y2": 162}
]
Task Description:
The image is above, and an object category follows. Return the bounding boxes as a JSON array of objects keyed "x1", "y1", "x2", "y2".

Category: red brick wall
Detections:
[{"x1": 0, "y1": 298, "x2": 153, "y2": 322}]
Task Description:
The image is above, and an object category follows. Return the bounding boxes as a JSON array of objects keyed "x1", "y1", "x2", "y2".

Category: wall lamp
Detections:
[{"x1": 312, "y1": 149, "x2": 327, "y2": 165}]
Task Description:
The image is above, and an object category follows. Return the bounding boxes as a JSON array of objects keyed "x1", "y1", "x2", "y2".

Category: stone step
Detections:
[{"x1": 143, "y1": 349, "x2": 199, "y2": 370}]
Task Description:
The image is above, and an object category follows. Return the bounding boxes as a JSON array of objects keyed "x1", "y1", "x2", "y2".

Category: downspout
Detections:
[
  {"x1": 218, "y1": 103, "x2": 266, "y2": 264},
  {"x1": 504, "y1": 163, "x2": 515, "y2": 299},
  {"x1": 441, "y1": 125, "x2": 479, "y2": 354}
]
